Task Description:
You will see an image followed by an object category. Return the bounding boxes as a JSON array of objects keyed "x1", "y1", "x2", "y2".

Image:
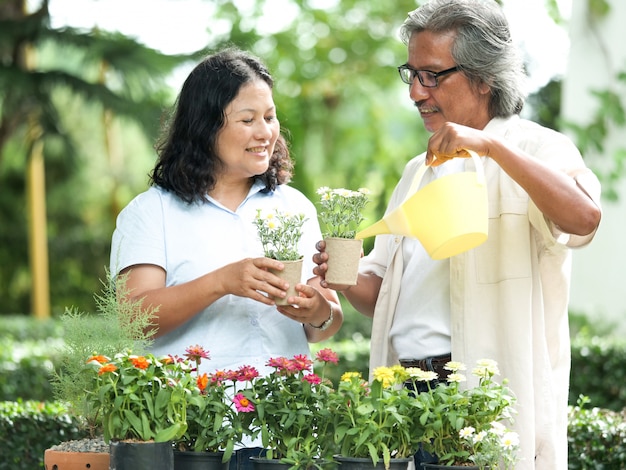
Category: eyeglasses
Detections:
[{"x1": 397, "y1": 64, "x2": 460, "y2": 87}]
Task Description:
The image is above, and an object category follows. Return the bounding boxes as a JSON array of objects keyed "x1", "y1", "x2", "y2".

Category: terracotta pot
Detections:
[
  {"x1": 333, "y1": 455, "x2": 412, "y2": 469},
  {"x1": 324, "y1": 237, "x2": 362, "y2": 285},
  {"x1": 43, "y1": 448, "x2": 109, "y2": 470},
  {"x1": 269, "y1": 258, "x2": 303, "y2": 305}
]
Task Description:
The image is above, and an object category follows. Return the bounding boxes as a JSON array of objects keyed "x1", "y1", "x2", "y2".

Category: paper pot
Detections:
[
  {"x1": 324, "y1": 237, "x2": 362, "y2": 285},
  {"x1": 269, "y1": 258, "x2": 303, "y2": 305}
]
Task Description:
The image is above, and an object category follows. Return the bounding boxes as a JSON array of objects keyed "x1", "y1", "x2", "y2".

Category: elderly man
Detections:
[{"x1": 314, "y1": 0, "x2": 602, "y2": 468}]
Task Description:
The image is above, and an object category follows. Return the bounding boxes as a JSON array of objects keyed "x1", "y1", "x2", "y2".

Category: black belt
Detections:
[{"x1": 400, "y1": 353, "x2": 452, "y2": 380}]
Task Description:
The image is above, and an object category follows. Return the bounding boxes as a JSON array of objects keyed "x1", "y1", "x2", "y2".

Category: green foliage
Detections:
[
  {"x1": 51, "y1": 271, "x2": 157, "y2": 435},
  {"x1": 84, "y1": 350, "x2": 191, "y2": 443},
  {"x1": 567, "y1": 395, "x2": 626, "y2": 470},
  {"x1": 569, "y1": 332, "x2": 626, "y2": 411},
  {"x1": 0, "y1": 3, "x2": 197, "y2": 316},
  {"x1": 410, "y1": 361, "x2": 518, "y2": 468},
  {"x1": 239, "y1": 352, "x2": 338, "y2": 469},
  {"x1": 0, "y1": 400, "x2": 87, "y2": 470},
  {"x1": 330, "y1": 367, "x2": 419, "y2": 468},
  {"x1": 0, "y1": 336, "x2": 60, "y2": 401},
  {"x1": 316, "y1": 187, "x2": 371, "y2": 238},
  {"x1": 253, "y1": 209, "x2": 307, "y2": 261}
]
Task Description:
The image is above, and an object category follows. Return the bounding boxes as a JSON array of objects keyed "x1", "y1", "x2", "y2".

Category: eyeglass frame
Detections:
[{"x1": 397, "y1": 64, "x2": 461, "y2": 87}]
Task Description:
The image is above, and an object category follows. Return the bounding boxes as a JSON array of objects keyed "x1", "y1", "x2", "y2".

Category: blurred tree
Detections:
[
  {"x1": 206, "y1": 0, "x2": 429, "y2": 253},
  {"x1": 0, "y1": 0, "x2": 198, "y2": 316}
]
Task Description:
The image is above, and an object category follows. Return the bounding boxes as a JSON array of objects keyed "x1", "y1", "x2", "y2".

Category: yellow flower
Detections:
[
  {"x1": 340, "y1": 371, "x2": 362, "y2": 382},
  {"x1": 373, "y1": 366, "x2": 396, "y2": 388}
]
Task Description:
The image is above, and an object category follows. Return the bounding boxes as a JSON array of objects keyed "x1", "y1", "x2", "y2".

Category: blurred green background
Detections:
[{"x1": 0, "y1": 0, "x2": 624, "y2": 330}]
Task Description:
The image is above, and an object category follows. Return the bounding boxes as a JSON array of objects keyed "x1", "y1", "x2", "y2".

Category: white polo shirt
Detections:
[{"x1": 110, "y1": 179, "x2": 322, "y2": 375}]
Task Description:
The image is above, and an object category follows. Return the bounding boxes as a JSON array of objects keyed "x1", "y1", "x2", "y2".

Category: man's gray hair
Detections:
[{"x1": 400, "y1": 0, "x2": 527, "y2": 117}]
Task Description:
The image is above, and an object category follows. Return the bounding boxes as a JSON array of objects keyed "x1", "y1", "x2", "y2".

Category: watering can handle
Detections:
[{"x1": 403, "y1": 149, "x2": 485, "y2": 203}]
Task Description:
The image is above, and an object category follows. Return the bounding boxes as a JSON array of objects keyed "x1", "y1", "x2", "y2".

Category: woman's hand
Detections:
[
  {"x1": 217, "y1": 257, "x2": 290, "y2": 305},
  {"x1": 276, "y1": 283, "x2": 329, "y2": 325}
]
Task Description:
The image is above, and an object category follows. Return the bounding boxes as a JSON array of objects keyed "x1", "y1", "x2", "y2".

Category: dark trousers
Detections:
[{"x1": 228, "y1": 447, "x2": 265, "y2": 470}]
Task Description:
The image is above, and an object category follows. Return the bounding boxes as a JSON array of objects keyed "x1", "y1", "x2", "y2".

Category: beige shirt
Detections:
[{"x1": 361, "y1": 115, "x2": 601, "y2": 470}]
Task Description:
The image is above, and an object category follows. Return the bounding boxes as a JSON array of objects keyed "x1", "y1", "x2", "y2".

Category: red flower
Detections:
[{"x1": 233, "y1": 393, "x2": 255, "y2": 412}]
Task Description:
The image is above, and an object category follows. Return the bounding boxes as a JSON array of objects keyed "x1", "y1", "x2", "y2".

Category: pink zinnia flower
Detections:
[
  {"x1": 235, "y1": 365, "x2": 260, "y2": 382},
  {"x1": 316, "y1": 348, "x2": 339, "y2": 364},
  {"x1": 303, "y1": 373, "x2": 321, "y2": 385},
  {"x1": 290, "y1": 354, "x2": 313, "y2": 372},
  {"x1": 184, "y1": 345, "x2": 210, "y2": 362},
  {"x1": 233, "y1": 393, "x2": 255, "y2": 412},
  {"x1": 210, "y1": 370, "x2": 228, "y2": 385},
  {"x1": 267, "y1": 357, "x2": 291, "y2": 371}
]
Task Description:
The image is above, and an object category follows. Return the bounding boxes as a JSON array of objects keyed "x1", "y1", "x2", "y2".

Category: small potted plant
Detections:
[
  {"x1": 408, "y1": 359, "x2": 520, "y2": 469},
  {"x1": 253, "y1": 208, "x2": 307, "y2": 305},
  {"x1": 316, "y1": 187, "x2": 370, "y2": 285},
  {"x1": 329, "y1": 366, "x2": 419, "y2": 470},
  {"x1": 238, "y1": 349, "x2": 339, "y2": 470},
  {"x1": 83, "y1": 350, "x2": 194, "y2": 470},
  {"x1": 173, "y1": 345, "x2": 250, "y2": 470},
  {"x1": 46, "y1": 272, "x2": 157, "y2": 470}
]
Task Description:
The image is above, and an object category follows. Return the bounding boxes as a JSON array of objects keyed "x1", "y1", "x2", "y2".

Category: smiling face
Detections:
[
  {"x1": 215, "y1": 79, "x2": 280, "y2": 181},
  {"x1": 407, "y1": 29, "x2": 492, "y2": 133}
]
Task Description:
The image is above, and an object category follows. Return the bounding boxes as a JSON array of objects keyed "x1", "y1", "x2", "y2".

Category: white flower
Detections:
[
  {"x1": 459, "y1": 426, "x2": 475, "y2": 438},
  {"x1": 501, "y1": 431, "x2": 520, "y2": 449},
  {"x1": 447, "y1": 372, "x2": 467, "y2": 383},
  {"x1": 444, "y1": 361, "x2": 466, "y2": 372}
]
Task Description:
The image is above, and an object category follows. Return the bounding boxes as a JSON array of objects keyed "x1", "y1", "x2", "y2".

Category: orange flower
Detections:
[
  {"x1": 131, "y1": 356, "x2": 150, "y2": 370},
  {"x1": 98, "y1": 363, "x2": 117, "y2": 375},
  {"x1": 197, "y1": 373, "x2": 209, "y2": 392},
  {"x1": 86, "y1": 354, "x2": 109, "y2": 364}
]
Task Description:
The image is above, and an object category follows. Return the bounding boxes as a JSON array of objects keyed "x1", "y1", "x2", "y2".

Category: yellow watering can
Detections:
[{"x1": 355, "y1": 149, "x2": 488, "y2": 260}]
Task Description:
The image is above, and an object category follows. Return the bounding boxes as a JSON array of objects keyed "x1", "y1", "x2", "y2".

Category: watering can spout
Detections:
[{"x1": 355, "y1": 219, "x2": 391, "y2": 240}]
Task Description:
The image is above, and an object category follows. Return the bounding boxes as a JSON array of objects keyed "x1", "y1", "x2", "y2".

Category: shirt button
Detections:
[{"x1": 250, "y1": 319, "x2": 259, "y2": 326}]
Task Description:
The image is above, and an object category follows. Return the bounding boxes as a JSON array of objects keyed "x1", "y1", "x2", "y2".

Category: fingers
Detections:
[{"x1": 275, "y1": 284, "x2": 319, "y2": 322}]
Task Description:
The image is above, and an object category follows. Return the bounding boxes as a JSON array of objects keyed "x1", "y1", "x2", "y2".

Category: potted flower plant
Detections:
[
  {"x1": 173, "y1": 345, "x2": 250, "y2": 470},
  {"x1": 316, "y1": 187, "x2": 370, "y2": 285},
  {"x1": 45, "y1": 271, "x2": 157, "y2": 470},
  {"x1": 329, "y1": 365, "x2": 419, "y2": 470},
  {"x1": 253, "y1": 208, "x2": 307, "y2": 305},
  {"x1": 238, "y1": 349, "x2": 339, "y2": 470},
  {"x1": 83, "y1": 350, "x2": 194, "y2": 470},
  {"x1": 408, "y1": 359, "x2": 520, "y2": 469}
]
